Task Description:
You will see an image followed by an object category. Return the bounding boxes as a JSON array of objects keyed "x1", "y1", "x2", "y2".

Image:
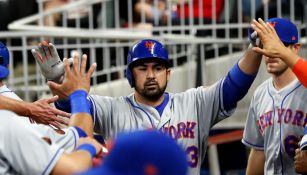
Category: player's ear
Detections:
[
  {"x1": 166, "y1": 68, "x2": 171, "y2": 81},
  {"x1": 293, "y1": 43, "x2": 301, "y2": 53}
]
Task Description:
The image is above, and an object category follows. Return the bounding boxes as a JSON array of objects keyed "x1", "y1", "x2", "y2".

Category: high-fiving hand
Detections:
[{"x1": 47, "y1": 54, "x2": 97, "y2": 98}]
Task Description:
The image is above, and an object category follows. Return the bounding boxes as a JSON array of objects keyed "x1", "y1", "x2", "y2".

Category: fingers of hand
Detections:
[
  {"x1": 32, "y1": 49, "x2": 44, "y2": 64},
  {"x1": 87, "y1": 62, "x2": 97, "y2": 79},
  {"x1": 257, "y1": 18, "x2": 271, "y2": 34},
  {"x1": 47, "y1": 81, "x2": 61, "y2": 91},
  {"x1": 80, "y1": 54, "x2": 88, "y2": 75},
  {"x1": 52, "y1": 108, "x2": 71, "y2": 118},
  {"x1": 251, "y1": 47, "x2": 264, "y2": 55},
  {"x1": 73, "y1": 55, "x2": 80, "y2": 74},
  {"x1": 46, "y1": 95, "x2": 59, "y2": 103},
  {"x1": 48, "y1": 121, "x2": 62, "y2": 130},
  {"x1": 49, "y1": 43, "x2": 60, "y2": 60},
  {"x1": 63, "y1": 58, "x2": 72, "y2": 77}
]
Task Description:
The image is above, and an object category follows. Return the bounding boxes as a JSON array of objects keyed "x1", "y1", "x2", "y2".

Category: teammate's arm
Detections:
[
  {"x1": 48, "y1": 54, "x2": 97, "y2": 136},
  {"x1": 250, "y1": 18, "x2": 307, "y2": 87},
  {"x1": 51, "y1": 137, "x2": 101, "y2": 175},
  {"x1": 50, "y1": 54, "x2": 100, "y2": 174},
  {"x1": 221, "y1": 45, "x2": 262, "y2": 111},
  {"x1": 246, "y1": 149, "x2": 265, "y2": 175},
  {"x1": 0, "y1": 95, "x2": 70, "y2": 128}
]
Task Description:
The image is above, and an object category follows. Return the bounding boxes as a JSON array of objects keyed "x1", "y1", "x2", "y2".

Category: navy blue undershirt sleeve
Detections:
[
  {"x1": 222, "y1": 62, "x2": 257, "y2": 111},
  {"x1": 55, "y1": 98, "x2": 94, "y2": 116}
]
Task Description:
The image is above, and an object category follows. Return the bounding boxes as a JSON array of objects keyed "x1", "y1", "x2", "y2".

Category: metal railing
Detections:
[{"x1": 1, "y1": 0, "x2": 306, "y2": 101}]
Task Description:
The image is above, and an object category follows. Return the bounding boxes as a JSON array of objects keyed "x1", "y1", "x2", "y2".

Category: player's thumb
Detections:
[
  {"x1": 47, "y1": 81, "x2": 61, "y2": 91},
  {"x1": 252, "y1": 47, "x2": 265, "y2": 55}
]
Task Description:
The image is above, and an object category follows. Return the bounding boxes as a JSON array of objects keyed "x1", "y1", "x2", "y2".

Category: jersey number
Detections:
[
  {"x1": 284, "y1": 135, "x2": 300, "y2": 157},
  {"x1": 186, "y1": 146, "x2": 198, "y2": 168}
]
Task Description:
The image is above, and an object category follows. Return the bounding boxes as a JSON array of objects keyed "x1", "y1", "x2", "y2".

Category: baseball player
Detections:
[
  {"x1": 0, "y1": 51, "x2": 95, "y2": 158},
  {"x1": 242, "y1": 17, "x2": 306, "y2": 175},
  {"x1": 251, "y1": 17, "x2": 307, "y2": 174},
  {"x1": 33, "y1": 38, "x2": 262, "y2": 174},
  {"x1": 0, "y1": 41, "x2": 70, "y2": 127},
  {"x1": 0, "y1": 49, "x2": 96, "y2": 170},
  {"x1": 0, "y1": 55, "x2": 102, "y2": 175}
]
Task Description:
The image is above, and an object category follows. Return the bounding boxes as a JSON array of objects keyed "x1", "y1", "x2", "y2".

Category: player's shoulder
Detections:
[
  {"x1": 171, "y1": 87, "x2": 201, "y2": 97},
  {"x1": 89, "y1": 94, "x2": 127, "y2": 102}
]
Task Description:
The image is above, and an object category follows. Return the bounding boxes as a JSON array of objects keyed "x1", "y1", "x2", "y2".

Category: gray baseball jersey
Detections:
[
  {"x1": 0, "y1": 110, "x2": 64, "y2": 175},
  {"x1": 242, "y1": 78, "x2": 306, "y2": 175},
  {"x1": 89, "y1": 79, "x2": 234, "y2": 175}
]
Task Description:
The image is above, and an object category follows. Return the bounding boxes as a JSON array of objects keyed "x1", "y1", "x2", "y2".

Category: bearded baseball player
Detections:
[
  {"x1": 242, "y1": 17, "x2": 307, "y2": 175},
  {"x1": 33, "y1": 38, "x2": 262, "y2": 174}
]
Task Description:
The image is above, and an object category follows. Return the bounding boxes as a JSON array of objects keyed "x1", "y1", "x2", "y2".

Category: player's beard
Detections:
[
  {"x1": 266, "y1": 62, "x2": 288, "y2": 76},
  {"x1": 265, "y1": 58, "x2": 288, "y2": 76},
  {"x1": 135, "y1": 80, "x2": 167, "y2": 101}
]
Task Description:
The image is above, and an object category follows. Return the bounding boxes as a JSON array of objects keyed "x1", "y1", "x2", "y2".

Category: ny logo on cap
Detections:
[
  {"x1": 268, "y1": 22, "x2": 277, "y2": 28},
  {"x1": 292, "y1": 36, "x2": 296, "y2": 41},
  {"x1": 145, "y1": 41, "x2": 154, "y2": 52}
]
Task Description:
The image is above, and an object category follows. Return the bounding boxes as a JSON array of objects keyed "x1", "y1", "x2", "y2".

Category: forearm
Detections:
[
  {"x1": 238, "y1": 47, "x2": 262, "y2": 75},
  {"x1": 51, "y1": 151, "x2": 92, "y2": 175},
  {"x1": 222, "y1": 56, "x2": 257, "y2": 110},
  {"x1": 70, "y1": 113, "x2": 93, "y2": 138},
  {"x1": 0, "y1": 96, "x2": 30, "y2": 116},
  {"x1": 69, "y1": 90, "x2": 94, "y2": 137},
  {"x1": 292, "y1": 57, "x2": 307, "y2": 88},
  {"x1": 246, "y1": 149, "x2": 265, "y2": 175}
]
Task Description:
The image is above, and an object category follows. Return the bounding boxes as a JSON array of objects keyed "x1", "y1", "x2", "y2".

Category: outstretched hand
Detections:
[
  {"x1": 250, "y1": 18, "x2": 287, "y2": 58},
  {"x1": 28, "y1": 95, "x2": 71, "y2": 129},
  {"x1": 48, "y1": 54, "x2": 97, "y2": 98}
]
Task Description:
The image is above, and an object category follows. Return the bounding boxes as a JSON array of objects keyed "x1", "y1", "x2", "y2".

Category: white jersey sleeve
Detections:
[
  {"x1": 242, "y1": 94, "x2": 264, "y2": 150},
  {"x1": 0, "y1": 110, "x2": 64, "y2": 175},
  {"x1": 0, "y1": 85, "x2": 22, "y2": 101}
]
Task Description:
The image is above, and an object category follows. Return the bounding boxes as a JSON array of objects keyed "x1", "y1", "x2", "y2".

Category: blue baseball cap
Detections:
[
  {"x1": 0, "y1": 42, "x2": 10, "y2": 79},
  {"x1": 82, "y1": 130, "x2": 188, "y2": 175},
  {"x1": 248, "y1": 17, "x2": 298, "y2": 45},
  {"x1": 266, "y1": 17, "x2": 298, "y2": 45}
]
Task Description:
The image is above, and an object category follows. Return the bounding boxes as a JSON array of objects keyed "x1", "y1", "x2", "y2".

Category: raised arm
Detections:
[
  {"x1": 221, "y1": 47, "x2": 262, "y2": 111},
  {"x1": 48, "y1": 54, "x2": 97, "y2": 136},
  {"x1": 250, "y1": 18, "x2": 307, "y2": 87},
  {"x1": 50, "y1": 53, "x2": 100, "y2": 175}
]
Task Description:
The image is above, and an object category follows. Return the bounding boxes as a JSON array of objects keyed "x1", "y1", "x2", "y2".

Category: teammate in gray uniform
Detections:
[
  {"x1": 242, "y1": 17, "x2": 306, "y2": 175},
  {"x1": 0, "y1": 42, "x2": 80, "y2": 153},
  {"x1": 0, "y1": 41, "x2": 70, "y2": 127},
  {"x1": 33, "y1": 38, "x2": 262, "y2": 175},
  {"x1": 0, "y1": 55, "x2": 101, "y2": 175},
  {"x1": 249, "y1": 17, "x2": 307, "y2": 175}
]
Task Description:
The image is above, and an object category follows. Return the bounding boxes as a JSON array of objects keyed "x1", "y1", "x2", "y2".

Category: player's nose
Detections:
[{"x1": 146, "y1": 68, "x2": 155, "y2": 78}]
